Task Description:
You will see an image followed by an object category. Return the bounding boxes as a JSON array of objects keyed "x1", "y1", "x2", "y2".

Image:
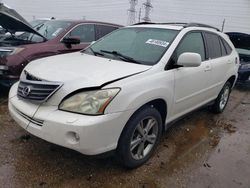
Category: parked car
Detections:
[
  {"x1": 0, "y1": 26, "x2": 5, "y2": 34},
  {"x1": 0, "y1": 3, "x2": 121, "y2": 87},
  {"x1": 227, "y1": 32, "x2": 250, "y2": 83},
  {"x1": 9, "y1": 23, "x2": 238, "y2": 168}
]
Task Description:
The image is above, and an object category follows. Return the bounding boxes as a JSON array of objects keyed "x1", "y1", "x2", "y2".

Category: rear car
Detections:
[
  {"x1": 227, "y1": 32, "x2": 250, "y2": 83},
  {"x1": 0, "y1": 3, "x2": 121, "y2": 87}
]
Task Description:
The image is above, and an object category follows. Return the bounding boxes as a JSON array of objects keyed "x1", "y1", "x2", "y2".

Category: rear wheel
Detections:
[
  {"x1": 211, "y1": 81, "x2": 231, "y2": 113},
  {"x1": 117, "y1": 106, "x2": 162, "y2": 168}
]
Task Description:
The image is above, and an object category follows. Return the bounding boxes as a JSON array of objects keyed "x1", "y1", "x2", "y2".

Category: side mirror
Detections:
[
  {"x1": 62, "y1": 36, "x2": 80, "y2": 48},
  {"x1": 177, "y1": 52, "x2": 202, "y2": 67}
]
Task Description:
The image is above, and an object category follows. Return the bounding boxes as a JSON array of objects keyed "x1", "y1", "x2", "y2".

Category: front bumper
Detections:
[
  {"x1": 0, "y1": 75, "x2": 19, "y2": 87},
  {"x1": 0, "y1": 65, "x2": 19, "y2": 87},
  {"x1": 8, "y1": 94, "x2": 134, "y2": 155}
]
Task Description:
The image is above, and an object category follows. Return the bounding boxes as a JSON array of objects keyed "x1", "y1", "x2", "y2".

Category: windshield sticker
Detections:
[
  {"x1": 52, "y1": 28, "x2": 63, "y2": 37},
  {"x1": 146, "y1": 39, "x2": 169, "y2": 47}
]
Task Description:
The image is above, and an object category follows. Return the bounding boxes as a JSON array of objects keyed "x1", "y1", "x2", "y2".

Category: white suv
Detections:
[{"x1": 8, "y1": 23, "x2": 239, "y2": 168}]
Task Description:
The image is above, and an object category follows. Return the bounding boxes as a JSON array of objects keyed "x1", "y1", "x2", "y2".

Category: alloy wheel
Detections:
[
  {"x1": 219, "y1": 86, "x2": 230, "y2": 110},
  {"x1": 130, "y1": 117, "x2": 159, "y2": 160}
]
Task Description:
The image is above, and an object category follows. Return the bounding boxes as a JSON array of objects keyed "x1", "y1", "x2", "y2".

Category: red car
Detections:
[{"x1": 0, "y1": 3, "x2": 121, "y2": 87}]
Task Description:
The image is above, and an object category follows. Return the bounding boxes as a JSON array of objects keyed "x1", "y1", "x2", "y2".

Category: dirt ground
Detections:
[{"x1": 0, "y1": 85, "x2": 250, "y2": 188}]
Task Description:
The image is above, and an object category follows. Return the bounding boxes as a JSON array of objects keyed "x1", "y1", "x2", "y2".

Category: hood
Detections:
[
  {"x1": 0, "y1": 3, "x2": 47, "y2": 40},
  {"x1": 227, "y1": 32, "x2": 250, "y2": 50},
  {"x1": 24, "y1": 52, "x2": 151, "y2": 88},
  {"x1": 227, "y1": 32, "x2": 250, "y2": 64}
]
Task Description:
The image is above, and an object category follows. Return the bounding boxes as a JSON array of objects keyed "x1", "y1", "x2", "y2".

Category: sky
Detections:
[{"x1": 1, "y1": 0, "x2": 250, "y2": 33}]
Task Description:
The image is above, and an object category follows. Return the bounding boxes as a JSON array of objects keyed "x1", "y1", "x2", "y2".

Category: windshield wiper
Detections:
[
  {"x1": 100, "y1": 50, "x2": 141, "y2": 64},
  {"x1": 86, "y1": 47, "x2": 104, "y2": 56},
  {"x1": 34, "y1": 23, "x2": 44, "y2": 31}
]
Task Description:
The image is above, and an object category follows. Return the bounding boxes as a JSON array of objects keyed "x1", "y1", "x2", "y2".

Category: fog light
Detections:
[{"x1": 66, "y1": 131, "x2": 80, "y2": 144}]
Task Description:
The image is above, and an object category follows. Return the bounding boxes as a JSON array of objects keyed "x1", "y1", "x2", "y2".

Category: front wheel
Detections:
[
  {"x1": 211, "y1": 81, "x2": 232, "y2": 113},
  {"x1": 117, "y1": 106, "x2": 162, "y2": 168}
]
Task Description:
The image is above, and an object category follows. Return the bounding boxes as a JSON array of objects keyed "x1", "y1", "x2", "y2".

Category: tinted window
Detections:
[
  {"x1": 204, "y1": 32, "x2": 222, "y2": 59},
  {"x1": 222, "y1": 38, "x2": 232, "y2": 55},
  {"x1": 219, "y1": 38, "x2": 227, "y2": 56},
  {"x1": 176, "y1": 32, "x2": 205, "y2": 61},
  {"x1": 66, "y1": 24, "x2": 95, "y2": 42},
  {"x1": 96, "y1": 25, "x2": 118, "y2": 40}
]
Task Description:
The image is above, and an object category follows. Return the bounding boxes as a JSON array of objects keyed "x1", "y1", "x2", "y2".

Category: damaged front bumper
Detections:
[{"x1": 8, "y1": 83, "x2": 134, "y2": 155}]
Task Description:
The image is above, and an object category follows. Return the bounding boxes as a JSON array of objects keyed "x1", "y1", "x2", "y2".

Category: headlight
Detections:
[
  {"x1": 240, "y1": 64, "x2": 250, "y2": 69},
  {"x1": 0, "y1": 47, "x2": 24, "y2": 57},
  {"x1": 59, "y1": 88, "x2": 120, "y2": 115}
]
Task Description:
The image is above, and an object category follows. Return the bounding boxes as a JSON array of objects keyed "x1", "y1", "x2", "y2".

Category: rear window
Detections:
[
  {"x1": 221, "y1": 38, "x2": 232, "y2": 55},
  {"x1": 219, "y1": 38, "x2": 227, "y2": 56},
  {"x1": 204, "y1": 32, "x2": 222, "y2": 59}
]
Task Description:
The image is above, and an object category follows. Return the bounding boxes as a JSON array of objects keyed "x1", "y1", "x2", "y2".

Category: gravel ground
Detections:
[{"x1": 0, "y1": 85, "x2": 250, "y2": 188}]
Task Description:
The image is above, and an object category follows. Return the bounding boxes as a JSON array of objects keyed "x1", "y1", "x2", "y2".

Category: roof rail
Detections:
[
  {"x1": 133, "y1": 22, "x2": 155, "y2": 25},
  {"x1": 184, "y1": 23, "x2": 220, "y2": 31},
  {"x1": 133, "y1": 22, "x2": 188, "y2": 26},
  {"x1": 133, "y1": 22, "x2": 220, "y2": 31}
]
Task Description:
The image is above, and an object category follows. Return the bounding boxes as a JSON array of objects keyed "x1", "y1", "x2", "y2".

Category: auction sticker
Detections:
[{"x1": 146, "y1": 39, "x2": 169, "y2": 47}]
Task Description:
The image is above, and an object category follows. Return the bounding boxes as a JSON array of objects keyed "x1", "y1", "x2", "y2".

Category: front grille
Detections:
[
  {"x1": 14, "y1": 106, "x2": 44, "y2": 126},
  {"x1": 17, "y1": 80, "x2": 62, "y2": 102},
  {"x1": 25, "y1": 71, "x2": 42, "y2": 81}
]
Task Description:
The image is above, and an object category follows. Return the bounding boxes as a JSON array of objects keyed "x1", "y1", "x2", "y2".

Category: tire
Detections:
[
  {"x1": 211, "y1": 81, "x2": 232, "y2": 113},
  {"x1": 117, "y1": 106, "x2": 163, "y2": 168}
]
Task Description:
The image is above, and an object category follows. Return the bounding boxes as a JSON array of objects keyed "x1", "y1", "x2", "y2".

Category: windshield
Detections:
[
  {"x1": 84, "y1": 27, "x2": 178, "y2": 65},
  {"x1": 30, "y1": 19, "x2": 48, "y2": 28},
  {"x1": 17, "y1": 20, "x2": 72, "y2": 42}
]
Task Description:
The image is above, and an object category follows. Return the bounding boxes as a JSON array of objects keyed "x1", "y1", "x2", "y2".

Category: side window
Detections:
[
  {"x1": 222, "y1": 38, "x2": 232, "y2": 55},
  {"x1": 176, "y1": 32, "x2": 205, "y2": 61},
  {"x1": 96, "y1": 25, "x2": 118, "y2": 40},
  {"x1": 65, "y1": 24, "x2": 95, "y2": 43},
  {"x1": 219, "y1": 38, "x2": 227, "y2": 56},
  {"x1": 204, "y1": 32, "x2": 222, "y2": 59}
]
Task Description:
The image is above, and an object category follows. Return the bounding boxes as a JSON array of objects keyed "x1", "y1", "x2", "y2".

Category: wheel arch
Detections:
[
  {"x1": 227, "y1": 75, "x2": 237, "y2": 88},
  {"x1": 119, "y1": 98, "x2": 168, "y2": 140}
]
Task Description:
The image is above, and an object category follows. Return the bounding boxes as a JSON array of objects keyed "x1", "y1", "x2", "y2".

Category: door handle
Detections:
[
  {"x1": 204, "y1": 65, "x2": 212, "y2": 72},
  {"x1": 227, "y1": 60, "x2": 232, "y2": 64}
]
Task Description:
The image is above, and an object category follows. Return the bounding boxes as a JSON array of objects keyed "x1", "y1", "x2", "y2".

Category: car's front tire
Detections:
[
  {"x1": 211, "y1": 81, "x2": 232, "y2": 113},
  {"x1": 117, "y1": 106, "x2": 162, "y2": 168}
]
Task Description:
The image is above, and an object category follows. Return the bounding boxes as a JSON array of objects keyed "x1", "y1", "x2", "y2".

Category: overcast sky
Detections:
[{"x1": 2, "y1": 0, "x2": 250, "y2": 33}]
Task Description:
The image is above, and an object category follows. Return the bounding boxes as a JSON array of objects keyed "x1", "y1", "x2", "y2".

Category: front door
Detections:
[
  {"x1": 58, "y1": 24, "x2": 95, "y2": 53},
  {"x1": 170, "y1": 32, "x2": 212, "y2": 118}
]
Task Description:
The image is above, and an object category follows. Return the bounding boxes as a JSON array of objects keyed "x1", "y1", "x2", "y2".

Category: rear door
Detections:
[
  {"x1": 170, "y1": 31, "x2": 212, "y2": 117},
  {"x1": 203, "y1": 32, "x2": 233, "y2": 98},
  {"x1": 95, "y1": 24, "x2": 119, "y2": 40}
]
